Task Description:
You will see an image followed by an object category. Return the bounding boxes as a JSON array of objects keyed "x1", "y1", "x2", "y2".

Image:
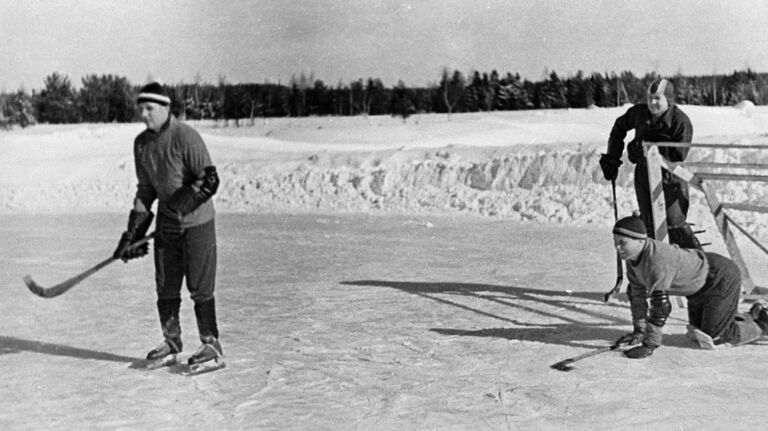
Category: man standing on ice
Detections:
[
  {"x1": 611, "y1": 213, "x2": 767, "y2": 358},
  {"x1": 599, "y1": 78, "x2": 701, "y2": 250},
  {"x1": 112, "y1": 82, "x2": 224, "y2": 374}
]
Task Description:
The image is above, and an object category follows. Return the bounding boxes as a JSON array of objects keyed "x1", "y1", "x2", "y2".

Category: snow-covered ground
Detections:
[{"x1": 2, "y1": 105, "x2": 768, "y2": 430}]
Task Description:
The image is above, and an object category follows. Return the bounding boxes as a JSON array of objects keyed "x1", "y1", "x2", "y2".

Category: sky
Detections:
[{"x1": 2, "y1": 0, "x2": 768, "y2": 91}]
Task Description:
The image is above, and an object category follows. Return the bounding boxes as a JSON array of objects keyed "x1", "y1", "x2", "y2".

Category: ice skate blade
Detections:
[
  {"x1": 143, "y1": 354, "x2": 179, "y2": 370},
  {"x1": 182, "y1": 359, "x2": 226, "y2": 376}
]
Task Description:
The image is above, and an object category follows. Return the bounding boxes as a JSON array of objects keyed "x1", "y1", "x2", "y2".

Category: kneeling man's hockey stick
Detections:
[{"x1": 550, "y1": 341, "x2": 621, "y2": 371}]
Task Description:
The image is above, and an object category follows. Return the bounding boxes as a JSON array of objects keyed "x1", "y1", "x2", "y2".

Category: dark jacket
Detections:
[{"x1": 606, "y1": 103, "x2": 693, "y2": 164}]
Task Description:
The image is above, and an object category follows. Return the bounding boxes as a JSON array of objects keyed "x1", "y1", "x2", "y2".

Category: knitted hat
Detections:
[
  {"x1": 612, "y1": 213, "x2": 647, "y2": 239},
  {"x1": 137, "y1": 82, "x2": 171, "y2": 106},
  {"x1": 647, "y1": 78, "x2": 674, "y2": 102}
]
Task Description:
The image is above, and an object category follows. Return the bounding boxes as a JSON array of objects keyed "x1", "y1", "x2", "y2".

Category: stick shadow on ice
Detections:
[
  {"x1": 0, "y1": 335, "x2": 139, "y2": 363},
  {"x1": 341, "y1": 280, "x2": 697, "y2": 350}
]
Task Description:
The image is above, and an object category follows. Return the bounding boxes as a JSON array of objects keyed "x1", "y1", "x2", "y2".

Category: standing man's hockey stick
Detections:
[
  {"x1": 604, "y1": 180, "x2": 624, "y2": 301},
  {"x1": 23, "y1": 232, "x2": 155, "y2": 299}
]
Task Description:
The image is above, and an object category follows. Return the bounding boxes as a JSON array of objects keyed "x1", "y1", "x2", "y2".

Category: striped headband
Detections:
[
  {"x1": 136, "y1": 92, "x2": 171, "y2": 106},
  {"x1": 136, "y1": 82, "x2": 171, "y2": 106}
]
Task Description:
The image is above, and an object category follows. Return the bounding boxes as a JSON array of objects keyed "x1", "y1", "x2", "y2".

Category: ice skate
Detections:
[
  {"x1": 144, "y1": 339, "x2": 181, "y2": 370},
  {"x1": 183, "y1": 339, "x2": 225, "y2": 376}
]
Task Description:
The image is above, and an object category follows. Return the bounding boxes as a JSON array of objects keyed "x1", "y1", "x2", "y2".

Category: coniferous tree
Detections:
[
  {"x1": 391, "y1": 80, "x2": 415, "y2": 121},
  {"x1": 534, "y1": 71, "x2": 568, "y2": 109},
  {"x1": 1, "y1": 88, "x2": 36, "y2": 128},
  {"x1": 590, "y1": 73, "x2": 612, "y2": 107},
  {"x1": 462, "y1": 71, "x2": 483, "y2": 112},
  {"x1": 365, "y1": 78, "x2": 386, "y2": 115},
  {"x1": 78, "y1": 74, "x2": 134, "y2": 122},
  {"x1": 37, "y1": 72, "x2": 78, "y2": 123},
  {"x1": 565, "y1": 71, "x2": 591, "y2": 108},
  {"x1": 497, "y1": 72, "x2": 530, "y2": 110},
  {"x1": 479, "y1": 72, "x2": 495, "y2": 111},
  {"x1": 440, "y1": 68, "x2": 465, "y2": 115},
  {"x1": 349, "y1": 79, "x2": 365, "y2": 115},
  {"x1": 487, "y1": 70, "x2": 502, "y2": 110}
]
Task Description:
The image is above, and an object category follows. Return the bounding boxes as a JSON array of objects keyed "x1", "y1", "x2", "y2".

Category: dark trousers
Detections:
[
  {"x1": 634, "y1": 164, "x2": 690, "y2": 237},
  {"x1": 686, "y1": 252, "x2": 742, "y2": 344},
  {"x1": 154, "y1": 219, "x2": 217, "y2": 303}
]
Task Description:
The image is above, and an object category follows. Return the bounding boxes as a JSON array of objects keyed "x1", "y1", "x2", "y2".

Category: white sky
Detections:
[{"x1": 2, "y1": 0, "x2": 767, "y2": 91}]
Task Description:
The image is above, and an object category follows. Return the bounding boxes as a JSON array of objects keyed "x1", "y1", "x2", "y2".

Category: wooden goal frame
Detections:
[{"x1": 644, "y1": 141, "x2": 768, "y2": 299}]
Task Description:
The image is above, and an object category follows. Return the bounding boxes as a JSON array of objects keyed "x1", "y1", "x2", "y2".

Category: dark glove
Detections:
[
  {"x1": 624, "y1": 343, "x2": 656, "y2": 359},
  {"x1": 599, "y1": 153, "x2": 622, "y2": 181},
  {"x1": 113, "y1": 210, "x2": 154, "y2": 261},
  {"x1": 167, "y1": 166, "x2": 220, "y2": 216},
  {"x1": 627, "y1": 139, "x2": 645, "y2": 164},
  {"x1": 615, "y1": 331, "x2": 644, "y2": 346},
  {"x1": 199, "y1": 166, "x2": 220, "y2": 200}
]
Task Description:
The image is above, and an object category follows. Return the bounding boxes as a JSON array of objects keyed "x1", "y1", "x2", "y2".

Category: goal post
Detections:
[{"x1": 643, "y1": 141, "x2": 768, "y2": 297}]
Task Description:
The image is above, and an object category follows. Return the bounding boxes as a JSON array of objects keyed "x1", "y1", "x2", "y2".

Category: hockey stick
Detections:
[
  {"x1": 23, "y1": 232, "x2": 156, "y2": 299},
  {"x1": 550, "y1": 341, "x2": 621, "y2": 371},
  {"x1": 603, "y1": 179, "x2": 624, "y2": 302}
]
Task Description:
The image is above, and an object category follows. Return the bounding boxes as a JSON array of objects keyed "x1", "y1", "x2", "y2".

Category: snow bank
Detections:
[
  {"x1": 213, "y1": 144, "x2": 768, "y2": 241},
  {"x1": 2, "y1": 106, "x2": 768, "y2": 240}
]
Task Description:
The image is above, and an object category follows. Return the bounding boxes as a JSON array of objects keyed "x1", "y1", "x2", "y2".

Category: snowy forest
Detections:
[{"x1": 2, "y1": 68, "x2": 768, "y2": 129}]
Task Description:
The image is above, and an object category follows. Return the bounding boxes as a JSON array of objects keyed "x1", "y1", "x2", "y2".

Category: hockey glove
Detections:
[
  {"x1": 615, "y1": 331, "x2": 644, "y2": 346},
  {"x1": 199, "y1": 166, "x2": 220, "y2": 200},
  {"x1": 599, "y1": 154, "x2": 622, "y2": 181},
  {"x1": 113, "y1": 210, "x2": 154, "y2": 261},
  {"x1": 166, "y1": 166, "x2": 219, "y2": 216},
  {"x1": 627, "y1": 139, "x2": 646, "y2": 164},
  {"x1": 624, "y1": 343, "x2": 656, "y2": 359}
]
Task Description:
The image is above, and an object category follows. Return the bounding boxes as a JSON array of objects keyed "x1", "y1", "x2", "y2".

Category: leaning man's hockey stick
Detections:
[
  {"x1": 603, "y1": 179, "x2": 624, "y2": 302},
  {"x1": 23, "y1": 232, "x2": 155, "y2": 299}
]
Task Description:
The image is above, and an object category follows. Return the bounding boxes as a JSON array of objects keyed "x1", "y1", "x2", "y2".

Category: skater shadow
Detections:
[
  {"x1": 430, "y1": 326, "x2": 628, "y2": 349},
  {"x1": 430, "y1": 326, "x2": 700, "y2": 350},
  {"x1": 341, "y1": 279, "x2": 628, "y2": 327},
  {"x1": 0, "y1": 335, "x2": 140, "y2": 363},
  {"x1": 340, "y1": 279, "x2": 695, "y2": 349}
]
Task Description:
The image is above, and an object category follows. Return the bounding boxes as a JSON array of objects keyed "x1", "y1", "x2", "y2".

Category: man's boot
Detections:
[
  {"x1": 750, "y1": 301, "x2": 768, "y2": 334},
  {"x1": 668, "y1": 224, "x2": 702, "y2": 250},
  {"x1": 146, "y1": 297, "x2": 183, "y2": 368},
  {"x1": 186, "y1": 298, "x2": 225, "y2": 374},
  {"x1": 733, "y1": 313, "x2": 764, "y2": 346}
]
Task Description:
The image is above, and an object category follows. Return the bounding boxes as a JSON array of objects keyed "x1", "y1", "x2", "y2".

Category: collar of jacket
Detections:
[
  {"x1": 660, "y1": 104, "x2": 677, "y2": 127},
  {"x1": 648, "y1": 104, "x2": 676, "y2": 128}
]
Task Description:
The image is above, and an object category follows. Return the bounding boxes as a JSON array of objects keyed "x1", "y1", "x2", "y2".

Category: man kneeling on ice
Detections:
[{"x1": 612, "y1": 213, "x2": 768, "y2": 358}]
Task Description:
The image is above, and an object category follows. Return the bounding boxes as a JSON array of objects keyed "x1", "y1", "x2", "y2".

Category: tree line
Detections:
[{"x1": 1, "y1": 68, "x2": 767, "y2": 129}]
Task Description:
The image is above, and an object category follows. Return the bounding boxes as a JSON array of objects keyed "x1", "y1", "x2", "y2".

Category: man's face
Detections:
[
  {"x1": 613, "y1": 234, "x2": 645, "y2": 262},
  {"x1": 647, "y1": 93, "x2": 669, "y2": 117},
  {"x1": 138, "y1": 102, "x2": 170, "y2": 132}
]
